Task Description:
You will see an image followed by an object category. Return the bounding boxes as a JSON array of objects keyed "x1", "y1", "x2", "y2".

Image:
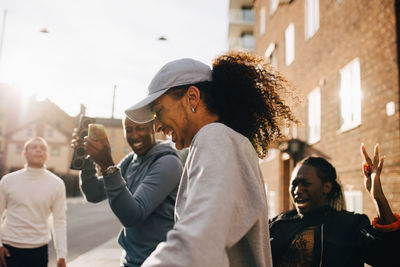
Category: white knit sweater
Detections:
[{"x1": 0, "y1": 166, "x2": 67, "y2": 259}]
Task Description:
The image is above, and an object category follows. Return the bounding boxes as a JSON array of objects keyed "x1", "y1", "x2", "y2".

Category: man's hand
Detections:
[
  {"x1": 0, "y1": 246, "x2": 10, "y2": 267},
  {"x1": 84, "y1": 125, "x2": 114, "y2": 172},
  {"x1": 57, "y1": 258, "x2": 66, "y2": 267}
]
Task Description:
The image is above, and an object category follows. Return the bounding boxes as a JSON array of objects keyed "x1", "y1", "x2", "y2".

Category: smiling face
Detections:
[
  {"x1": 123, "y1": 118, "x2": 156, "y2": 156},
  {"x1": 150, "y1": 93, "x2": 193, "y2": 150},
  {"x1": 290, "y1": 164, "x2": 332, "y2": 215},
  {"x1": 24, "y1": 138, "x2": 48, "y2": 168}
]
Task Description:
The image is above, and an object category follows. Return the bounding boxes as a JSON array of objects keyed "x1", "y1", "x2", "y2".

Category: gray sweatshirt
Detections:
[
  {"x1": 80, "y1": 141, "x2": 183, "y2": 267},
  {"x1": 142, "y1": 123, "x2": 273, "y2": 267}
]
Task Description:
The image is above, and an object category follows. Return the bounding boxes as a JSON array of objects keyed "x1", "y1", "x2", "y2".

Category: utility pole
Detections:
[{"x1": 111, "y1": 84, "x2": 116, "y2": 118}]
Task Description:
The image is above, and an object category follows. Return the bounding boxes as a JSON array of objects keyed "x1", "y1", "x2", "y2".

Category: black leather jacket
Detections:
[{"x1": 269, "y1": 206, "x2": 399, "y2": 267}]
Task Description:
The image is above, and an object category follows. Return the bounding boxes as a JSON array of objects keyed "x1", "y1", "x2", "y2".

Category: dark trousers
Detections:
[{"x1": 3, "y1": 244, "x2": 48, "y2": 267}]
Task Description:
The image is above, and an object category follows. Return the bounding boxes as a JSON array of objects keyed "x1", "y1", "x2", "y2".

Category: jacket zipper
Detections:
[{"x1": 319, "y1": 224, "x2": 324, "y2": 267}]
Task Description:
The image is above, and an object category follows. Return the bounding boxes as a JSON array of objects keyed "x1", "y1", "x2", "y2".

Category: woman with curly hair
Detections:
[{"x1": 125, "y1": 51, "x2": 296, "y2": 267}]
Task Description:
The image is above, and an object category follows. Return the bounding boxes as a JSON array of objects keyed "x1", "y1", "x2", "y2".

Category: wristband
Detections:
[
  {"x1": 102, "y1": 165, "x2": 119, "y2": 176},
  {"x1": 372, "y1": 213, "x2": 400, "y2": 232}
]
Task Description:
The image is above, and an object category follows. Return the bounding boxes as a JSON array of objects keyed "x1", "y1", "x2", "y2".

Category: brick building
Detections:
[{"x1": 252, "y1": 0, "x2": 400, "y2": 219}]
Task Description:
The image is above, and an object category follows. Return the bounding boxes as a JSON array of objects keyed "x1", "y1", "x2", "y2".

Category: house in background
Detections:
[
  {"x1": 251, "y1": 0, "x2": 400, "y2": 219},
  {"x1": 4, "y1": 118, "x2": 74, "y2": 173},
  {"x1": 0, "y1": 84, "x2": 129, "y2": 176}
]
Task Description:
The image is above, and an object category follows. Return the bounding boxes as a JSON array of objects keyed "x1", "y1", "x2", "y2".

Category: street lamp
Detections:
[{"x1": 278, "y1": 139, "x2": 306, "y2": 165}]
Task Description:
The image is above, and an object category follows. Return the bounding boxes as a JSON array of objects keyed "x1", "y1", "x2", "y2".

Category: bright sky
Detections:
[{"x1": 0, "y1": 0, "x2": 229, "y2": 118}]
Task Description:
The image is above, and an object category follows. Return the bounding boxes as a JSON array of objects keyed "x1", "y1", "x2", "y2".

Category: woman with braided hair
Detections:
[
  {"x1": 124, "y1": 51, "x2": 296, "y2": 267},
  {"x1": 269, "y1": 144, "x2": 400, "y2": 267}
]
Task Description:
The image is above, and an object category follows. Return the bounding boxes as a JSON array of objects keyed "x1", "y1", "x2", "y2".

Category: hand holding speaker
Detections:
[
  {"x1": 84, "y1": 124, "x2": 115, "y2": 172},
  {"x1": 70, "y1": 115, "x2": 95, "y2": 170}
]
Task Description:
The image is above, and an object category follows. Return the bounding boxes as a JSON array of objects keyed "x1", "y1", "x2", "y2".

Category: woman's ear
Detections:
[{"x1": 323, "y1": 181, "x2": 333, "y2": 196}]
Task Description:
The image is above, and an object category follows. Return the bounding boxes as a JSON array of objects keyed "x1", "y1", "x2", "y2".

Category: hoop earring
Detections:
[{"x1": 191, "y1": 107, "x2": 196, "y2": 113}]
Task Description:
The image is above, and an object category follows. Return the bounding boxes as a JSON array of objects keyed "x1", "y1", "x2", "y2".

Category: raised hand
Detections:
[
  {"x1": 361, "y1": 143, "x2": 396, "y2": 224},
  {"x1": 84, "y1": 125, "x2": 114, "y2": 172},
  {"x1": 361, "y1": 144, "x2": 385, "y2": 199}
]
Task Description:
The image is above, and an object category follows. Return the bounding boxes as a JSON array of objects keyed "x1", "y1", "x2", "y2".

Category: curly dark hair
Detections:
[{"x1": 167, "y1": 51, "x2": 297, "y2": 158}]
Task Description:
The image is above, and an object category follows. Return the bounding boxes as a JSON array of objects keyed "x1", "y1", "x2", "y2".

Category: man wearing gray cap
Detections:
[{"x1": 125, "y1": 51, "x2": 296, "y2": 267}]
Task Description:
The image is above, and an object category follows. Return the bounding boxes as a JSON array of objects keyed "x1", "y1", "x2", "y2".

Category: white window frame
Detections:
[
  {"x1": 339, "y1": 58, "x2": 362, "y2": 132},
  {"x1": 307, "y1": 87, "x2": 321, "y2": 144},
  {"x1": 265, "y1": 42, "x2": 278, "y2": 68},
  {"x1": 259, "y1": 7, "x2": 266, "y2": 36},
  {"x1": 305, "y1": 0, "x2": 319, "y2": 39},
  {"x1": 285, "y1": 22, "x2": 295, "y2": 66},
  {"x1": 270, "y1": 0, "x2": 279, "y2": 15}
]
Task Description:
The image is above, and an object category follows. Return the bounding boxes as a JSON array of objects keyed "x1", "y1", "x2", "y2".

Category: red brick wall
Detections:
[{"x1": 255, "y1": 0, "x2": 400, "y2": 218}]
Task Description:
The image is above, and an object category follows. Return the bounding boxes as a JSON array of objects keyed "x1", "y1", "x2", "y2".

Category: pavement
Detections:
[{"x1": 68, "y1": 236, "x2": 122, "y2": 267}]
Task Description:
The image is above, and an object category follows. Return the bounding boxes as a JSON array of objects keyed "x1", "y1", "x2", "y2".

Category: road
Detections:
[{"x1": 48, "y1": 197, "x2": 121, "y2": 266}]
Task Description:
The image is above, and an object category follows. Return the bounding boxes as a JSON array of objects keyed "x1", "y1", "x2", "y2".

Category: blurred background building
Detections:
[{"x1": 228, "y1": 0, "x2": 255, "y2": 51}]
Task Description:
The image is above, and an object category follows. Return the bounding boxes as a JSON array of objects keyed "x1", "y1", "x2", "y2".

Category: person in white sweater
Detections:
[
  {"x1": 124, "y1": 51, "x2": 297, "y2": 267},
  {"x1": 0, "y1": 137, "x2": 67, "y2": 267}
]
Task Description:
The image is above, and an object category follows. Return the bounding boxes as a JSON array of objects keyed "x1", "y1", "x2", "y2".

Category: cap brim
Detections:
[{"x1": 125, "y1": 88, "x2": 169, "y2": 123}]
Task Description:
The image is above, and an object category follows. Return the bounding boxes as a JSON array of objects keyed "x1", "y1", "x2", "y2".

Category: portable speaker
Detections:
[{"x1": 70, "y1": 115, "x2": 96, "y2": 170}]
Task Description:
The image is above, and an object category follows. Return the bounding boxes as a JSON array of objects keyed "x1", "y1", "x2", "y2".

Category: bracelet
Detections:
[
  {"x1": 372, "y1": 213, "x2": 400, "y2": 232},
  {"x1": 102, "y1": 165, "x2": 119, "y2": 176}
]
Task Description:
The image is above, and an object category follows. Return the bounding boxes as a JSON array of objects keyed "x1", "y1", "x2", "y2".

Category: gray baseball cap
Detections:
[{"x1": 125, "y1": 58, "x2": 213, "y2": 123}]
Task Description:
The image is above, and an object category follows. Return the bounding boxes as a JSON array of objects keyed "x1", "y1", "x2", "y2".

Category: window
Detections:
[
  {"x1": 123, "y1": 146, "x2": 130, "y2": 154},
  {"x1": 270, "y1": 0, "x2": 279, "y2": 15},
  {"x1": 344, "y1": 190, "x2": 362, "y2": 213},
  {"x1": 339, "y1": 58, "x2": 361, "y2": 132},
  {"x1": 259, "y1": 7, "x2": 266, "y2": 35},
  {"x1": 285, "y1": 23, "x2": 295, "y2": 66},
  {"x1": 265, "y1": 43, "x2": 278, "y2": 68},
  {"x1": 305, "y1": 0, "x2": 319, "y2": 39},
  {"x1": 242, "y1": 32, "x2": 254, "y2": 51},
  {"x1": 242, "y1": 5, "x2": 254, "y2": 22},
  {"x1": 307, "y1": 87, "x2": 321, "y2": 144}
]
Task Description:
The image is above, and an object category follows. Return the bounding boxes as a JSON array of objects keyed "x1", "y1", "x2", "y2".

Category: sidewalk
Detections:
[{"x1": 68, "y1": 237, "x2": 121, "y2": 267}]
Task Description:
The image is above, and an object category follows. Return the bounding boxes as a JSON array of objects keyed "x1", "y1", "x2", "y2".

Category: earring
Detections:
[{"x1": 191, "y1": 107, "x2": 196, "y2": 113}]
